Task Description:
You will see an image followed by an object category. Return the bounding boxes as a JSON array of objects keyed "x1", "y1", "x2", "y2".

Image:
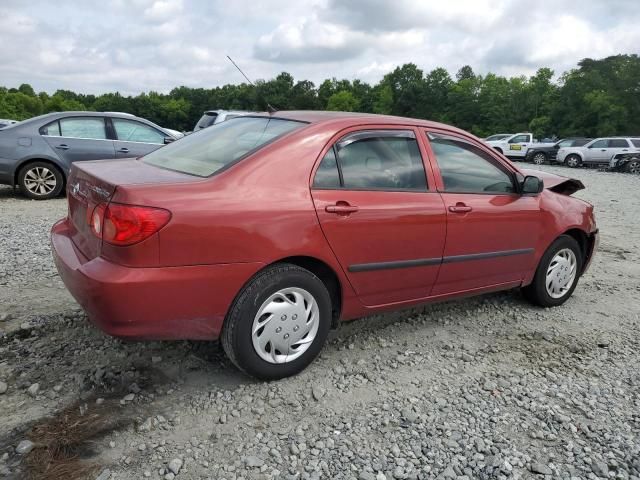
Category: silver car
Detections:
[
  {"x1": 193, "y1": 110, "x2": 253, "y2": 131},
  {"x1": 0, "y1": 111, "x2": 178, "y2": 199},
  {"x1": 557, "y1": 137, "x2": 640, "y2": 168}
]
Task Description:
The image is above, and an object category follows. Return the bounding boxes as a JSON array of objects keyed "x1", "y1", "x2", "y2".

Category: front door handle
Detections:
[
  {"x1": 118, "y1": 147, "x2": 130, "y2": 153},
  {"x1": 55, "y1": 144, "x2": 69, "y2": 150},
  {"x1": 325, "y1": 203, "x2": 359, "y2": 215},
  {"x1": 448, "y1": 203, "x2": 472, "y2": 213}
]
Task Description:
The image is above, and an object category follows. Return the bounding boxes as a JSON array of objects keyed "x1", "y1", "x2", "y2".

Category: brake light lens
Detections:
[{"x1": 89, "y1": 203, "x2": 171, "y2": 246}]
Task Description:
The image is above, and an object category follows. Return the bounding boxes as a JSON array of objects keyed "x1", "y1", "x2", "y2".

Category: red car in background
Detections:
[{"x1": 51, "y1": 112, "x2": 598, "y2": 379}]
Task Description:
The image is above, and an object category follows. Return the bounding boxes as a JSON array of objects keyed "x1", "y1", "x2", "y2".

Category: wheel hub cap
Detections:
[
  {"x1": 534, "y1": 154, "x2": 545, "y2": 164},
  {"x1": 545, "y1": 248, "x2": 577, "y2": 299},
  {"x1": 25, "y1": 167, "x2": 56, "y2": 195},
  {"x1": 251, "y1": 287, "x2": 319, "y2": 364}
]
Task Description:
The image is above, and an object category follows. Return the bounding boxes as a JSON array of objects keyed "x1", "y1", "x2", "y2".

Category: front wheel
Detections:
[
  {"x1": 18, "y1": 161, "x2": 64, "y2": 200},
  {"x1": 221, "y1": 263, "x2": 332, "y2": 380},
  {"x1": 522, "y1": 235, "x2": 583, "y2": 308},
  {"x1": 565, "y1": 154, "x2": 581, "y2": 168}
]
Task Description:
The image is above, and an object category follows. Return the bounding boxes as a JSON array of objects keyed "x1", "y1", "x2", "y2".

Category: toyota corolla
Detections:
[{"x1": 51, "y1": 111, "x2": 598, "y2": 379}]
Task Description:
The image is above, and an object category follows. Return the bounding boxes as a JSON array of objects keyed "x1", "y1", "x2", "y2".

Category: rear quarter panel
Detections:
[{"x1": 111, "y1": 122, "x2": 362, "y2": 317}]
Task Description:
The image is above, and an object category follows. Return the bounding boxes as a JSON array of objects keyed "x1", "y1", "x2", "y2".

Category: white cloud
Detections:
[
  {"x1": 0, "y1": 0, "x2": 638, "y2": 95},
  {"x1": 143, "y1": 0, "x2": 183, "y2": 22}
]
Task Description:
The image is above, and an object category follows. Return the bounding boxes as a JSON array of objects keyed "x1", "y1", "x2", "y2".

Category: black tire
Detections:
[
  {"x1": 564, "y1": 154, "x2": 581, "y2": 168},
  {"x1": 18, "y1": 161, "x2": 64, "y2": 200},
  {"x1": 522, "y1": 235, "x2": 583, "y2": 308},
  {"x1": 221, "y1": 263, "x2": 332, "y2": 380},
  {"x1": 532, "y1": 152, "x2": 547, "y2": 165},
  {"x1": 625, "y1": 159, "x2": 640, "y2": 174}
]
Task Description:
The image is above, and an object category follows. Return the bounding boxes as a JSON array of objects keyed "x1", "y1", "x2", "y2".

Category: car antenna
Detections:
[{"x1": 226, "y1": 55, "x2": 277, "y2": 114}]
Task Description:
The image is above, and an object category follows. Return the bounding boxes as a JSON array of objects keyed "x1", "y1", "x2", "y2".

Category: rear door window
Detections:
[
  {"x1": 590, "y1": 139, "x2": 608, "y2": 148},
  {"x1": 58, "y1": 117, "x2": 107, "y2": 139},
  {"x1": 41, "y1": 120, "x2": 61, "y2": 136},
  {"x1": 312, "y1": 148, "x2": 341, "y2": 189},
  {"x1": 327, "y1": 130, "x2": 427, "y2": 191}
]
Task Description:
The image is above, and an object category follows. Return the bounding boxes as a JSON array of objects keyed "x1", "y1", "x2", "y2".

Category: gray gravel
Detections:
[{"x1": 0, "y1": 166, "x2": 639, "y2": 480}]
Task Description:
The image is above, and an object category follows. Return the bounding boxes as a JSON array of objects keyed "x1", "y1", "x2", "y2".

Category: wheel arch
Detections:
[
  {"x1": 14, "y1": 157, "x2": 67, "y2": 188},
  {"x1": 561, "y1": 228, "x2": 595, "y2": 274},
  {"x1": 270, "y1": 255, "x2": 342, "y2": 328}
]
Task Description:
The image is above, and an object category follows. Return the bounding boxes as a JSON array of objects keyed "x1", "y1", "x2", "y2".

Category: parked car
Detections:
[
  {"x1": 486, "y1": 132, "x2": 540, "y2": 160},
  {"x1": 609, "y1": 150, "x2": 640, "y2": 174},
  {"x1": 51, "y1": 111, "x2": 598, "y2": 380},
  {"x1": 162, "y1": 128, "x2": 184, "y2": 139},
  {"x1": 557, "y1": 137, "x2": 640, "y2": 168},
  {"x1": 0, "y1": 111, "x2": 179, "y2": 199},
  {"x1": 193, "y1": 110, "x2": 252, "y2": 131},
  {"x1": 0, "y1": 119, "x2": 18, "y2": 129},
  {"x1": 484, "y1": 133, "x2": 512, "y2": 141},
  {"x1": 525, "y1": 138, "x2": 591, "y2": 165}
]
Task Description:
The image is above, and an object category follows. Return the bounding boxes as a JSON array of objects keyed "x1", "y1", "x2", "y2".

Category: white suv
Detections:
[{"x1": 557, "y1": 137, "x2": 640, "y2": 168}]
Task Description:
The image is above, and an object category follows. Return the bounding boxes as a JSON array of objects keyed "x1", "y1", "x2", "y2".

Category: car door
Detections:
[
  {"x1": 110, "y1": 117, "x2": 168, "y2": 158},
  {"x1": 424, "y1": 131, "x2": 541, "y2": 296},
  {"x1": 310, "y1": 128, "x2": 447, "y2": 307},
  {"x1": 583, "y1": 139, "x2": 609, "y2": 163},
  {"x1": 507, "y1": 134, "x2": 531, "y2": 158},
  {"x1": 41, "y1": 116, "x2": 115, "y2": 164}
]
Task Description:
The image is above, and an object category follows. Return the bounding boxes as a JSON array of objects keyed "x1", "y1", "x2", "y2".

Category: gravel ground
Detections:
[{"x1": 0, "y1": 165, "x2": 639, "y2": 480}]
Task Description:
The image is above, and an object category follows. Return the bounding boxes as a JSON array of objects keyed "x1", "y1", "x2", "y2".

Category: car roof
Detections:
[{"x1": 245, "y1": 110, "x2": 469, "y2": 133}]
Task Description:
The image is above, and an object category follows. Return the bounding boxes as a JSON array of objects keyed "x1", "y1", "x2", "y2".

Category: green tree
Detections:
[{"x1": 326, "y1": 91, "x2": 360, "y2": 112}]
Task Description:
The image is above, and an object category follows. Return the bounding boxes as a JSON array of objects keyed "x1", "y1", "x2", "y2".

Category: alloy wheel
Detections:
[
  {"x1": 533, "y1": 153, "x2": 546, "y2": 165},
  {"x1": 628, "y1": 160, "x2": 640, "y2": 174},
  {"x1": 23, "y1": 166, "x2": 57, "y2": 196},
  {"x1": 251, "y1": 287, "x2": 319, "y2": 364},
  {"x1": 566, "y1": 156, "x2": 579, "y2": 168},
  {"x1": 545, "y1": 248, "x2": 577, "y2": 299}
]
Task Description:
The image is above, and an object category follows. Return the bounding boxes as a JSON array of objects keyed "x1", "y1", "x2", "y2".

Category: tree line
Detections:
[{"x1": 1, "y1": 54, "x2": 638, "y2": 139}]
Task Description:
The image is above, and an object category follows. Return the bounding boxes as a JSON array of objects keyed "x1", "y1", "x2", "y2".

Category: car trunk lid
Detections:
[{"x1": 66, "y1": 158, "x2": 199, "y2": 260}]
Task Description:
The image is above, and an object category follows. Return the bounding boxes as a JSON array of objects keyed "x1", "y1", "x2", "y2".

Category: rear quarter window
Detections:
[{"x1": 631, "y1": 139, "x2": 640, "y2": 148}]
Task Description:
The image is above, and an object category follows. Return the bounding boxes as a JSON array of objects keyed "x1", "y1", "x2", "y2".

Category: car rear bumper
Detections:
[{"x1": 51, "y1": 218, "x2": 264, "y2": 340}]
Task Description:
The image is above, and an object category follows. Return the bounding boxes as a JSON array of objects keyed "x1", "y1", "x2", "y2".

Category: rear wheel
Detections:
[
  {"x1": 18, "y1": 161, "x2": 64, "y2": 200},
  {"x1": 221, "y1": 263, "x2": 332, "y2": 380},
  {"x1": 532, "y1": 152, "x2": 547, "y2": 165},
  {"x1": 565, "y1": 154, "x2": 581, "y2": 168},
  {"x1": 523, "y1": 235, "x2": 582, "y2": 307},
  {"x1": 625, "y1": 159, "x2": 640, "y2": 174}
]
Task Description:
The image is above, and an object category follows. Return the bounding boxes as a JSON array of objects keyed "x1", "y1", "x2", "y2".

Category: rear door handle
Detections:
[
  {"x1": 55, "y1": 144, "x2": 69, "y2": 150},
  {"x1": 118, "y1": 147, "x2": 130, "y2": 153},
  {"x1": 325, "y1": 203, "x2": 359, "y2": 214},
  {"x1": 448, "y1": 204, "x2": 472, "y2": 213}
]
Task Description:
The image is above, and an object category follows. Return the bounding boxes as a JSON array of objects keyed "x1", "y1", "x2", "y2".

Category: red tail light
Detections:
[{"x1": 89, "y1": 203, "x2": 171, "y2": 246}]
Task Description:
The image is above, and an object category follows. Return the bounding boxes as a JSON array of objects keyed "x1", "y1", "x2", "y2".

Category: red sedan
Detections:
[{"x1": 51, "y1": 112, "x2": 598, "y2": 379}]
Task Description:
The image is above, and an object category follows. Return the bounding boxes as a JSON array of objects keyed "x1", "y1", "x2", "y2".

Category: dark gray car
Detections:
[{"x1": 0, "y1": 111, "x2": 178, "y2": 199}]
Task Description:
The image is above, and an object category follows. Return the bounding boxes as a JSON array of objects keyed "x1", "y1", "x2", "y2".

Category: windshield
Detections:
[{"x1": 143, "y1": 116, "x2": 306, "y2": 177}]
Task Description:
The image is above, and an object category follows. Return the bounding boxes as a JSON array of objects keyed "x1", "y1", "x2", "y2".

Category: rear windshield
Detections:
[{"x1": 142, "y1": 117, "x2": 305, "y2": 177}]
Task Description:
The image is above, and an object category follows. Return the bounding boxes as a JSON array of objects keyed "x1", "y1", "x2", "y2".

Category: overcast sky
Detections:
[{"x1": 1, "y1": 0, "x2": 639, "y2": 95}]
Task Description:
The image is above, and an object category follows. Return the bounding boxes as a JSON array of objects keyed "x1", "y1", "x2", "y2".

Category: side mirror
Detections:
[
  {"x1": 554, "y1": 144, "x2": 560, "y2": 149},
  {"x1": 522, "y1": 175, "x2": 544, "y2": 195},
  {"x1": 164, "y1": 136, "x2": 175, "y2": 145}
]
